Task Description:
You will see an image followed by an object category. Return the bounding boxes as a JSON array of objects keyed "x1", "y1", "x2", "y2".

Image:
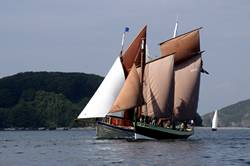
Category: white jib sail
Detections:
[
  {"x1": 77, "y1": 57, "x2": 125, "y2": 119},
  {"x1": 212, "y1": 110, "x2": 218, "y2": 129}
]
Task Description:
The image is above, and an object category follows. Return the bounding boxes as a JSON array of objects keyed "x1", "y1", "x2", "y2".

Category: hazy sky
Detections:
[{"x1": 1, "y1": 0, "x2": 250, "y2": 115}]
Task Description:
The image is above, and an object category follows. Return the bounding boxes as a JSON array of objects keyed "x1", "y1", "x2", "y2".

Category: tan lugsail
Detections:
[
  {"x1": 121, "y1": 25, "x2": 147, "y2": 75},
  {"x1": 139, "y1": 55, "x2": 174, "y2": 118},
  {"x1": 173, "y1": 54, "x2": 202, "y2": 121},
  {"x1": 160, "y1": 28, "x2": 201, "y2": 64},
  {"x1": 110, "y1": 64, "x2": 141, "y2": 113}
]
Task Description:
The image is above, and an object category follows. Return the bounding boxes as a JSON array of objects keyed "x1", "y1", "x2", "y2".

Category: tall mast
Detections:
[
  {"x1": 120, "y1": 27, "x2": 129, "y2": 56},
  {"x1": 173, "y1": 16, "x2": 179, "y2": 38},
  {"x1": 138, "y1": 38, "x2": 146, "y2": 117},
  {"x1": 140, "y1": 38, "x2": 146, "y2": 83},
  {"x1": 134, "y1": 38, "x2": 146, "y2": 131}
]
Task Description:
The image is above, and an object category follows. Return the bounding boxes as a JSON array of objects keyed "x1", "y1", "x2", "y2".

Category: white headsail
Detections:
[
  {"x1": 212, "y1": 110, "x2": 218, "y2": 130},
  {"x1": 77, "y1": 57, "x2": 125, "y2": 119}
]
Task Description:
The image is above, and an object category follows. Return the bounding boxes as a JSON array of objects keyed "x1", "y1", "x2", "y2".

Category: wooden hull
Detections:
[{"x1": 96, "y1": 121, "x2": 193, "y2": 140}]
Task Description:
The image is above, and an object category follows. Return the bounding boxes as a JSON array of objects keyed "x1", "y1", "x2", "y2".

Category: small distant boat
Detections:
[{"x1": 212, "y1": 110, "x2": 218, "y2": 131}]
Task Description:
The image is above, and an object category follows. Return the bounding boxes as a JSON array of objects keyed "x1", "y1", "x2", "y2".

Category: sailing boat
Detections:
[
  {"x1": 212, "y1": 110, "x2": 218, "y2": 131},
  {"x1": 77, "y1": 24, "x2": 206, "y2": 140}
]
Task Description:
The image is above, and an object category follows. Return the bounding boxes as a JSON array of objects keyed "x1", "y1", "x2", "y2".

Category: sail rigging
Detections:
[{"x1": 78, "y1": 25, "x2": 206, "y2": 140}]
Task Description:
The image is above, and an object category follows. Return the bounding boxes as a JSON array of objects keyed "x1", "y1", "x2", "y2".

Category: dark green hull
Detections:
[
  {"x1": 135, "y1": 122, "x2": 193, "y2": 139},
  {"x1": 96, "y1": 121, "x2": 193, "y2": 140}
]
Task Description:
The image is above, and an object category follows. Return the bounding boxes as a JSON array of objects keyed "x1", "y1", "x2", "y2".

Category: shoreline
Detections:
[
  {"x1": 0, "y1": 127, "x2": 95, "y2": 131},
  {"x1": 1, "y1": 126, "x2": 250, "y2": 131}
]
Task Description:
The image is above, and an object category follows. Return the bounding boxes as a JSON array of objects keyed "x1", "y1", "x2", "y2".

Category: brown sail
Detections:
[
  {"x1": 160, "y1": 28, "x2": 201, "y2": 64},
  {"x1": 173, "y1": 54, "x2": 202, "y2": 121},
  {"x1": 121, "y1": 25, "x2": 147, "y2": 75},
  {"x1": 139, "y1": 55, "x2": 175, "y2": 118},
  {"x1": 110, "y1": 64, "x2": 142, "y2": 113}
]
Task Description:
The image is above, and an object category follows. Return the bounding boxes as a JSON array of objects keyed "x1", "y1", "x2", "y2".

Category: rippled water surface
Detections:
[{"x1": 0, "y1": 128, "x2": 250, "y2": 166}]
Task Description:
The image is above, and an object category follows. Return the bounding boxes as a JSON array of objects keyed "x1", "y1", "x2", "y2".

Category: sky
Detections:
[{"x1": 1, "y1": 0, "x2": 250, "y2": 115}]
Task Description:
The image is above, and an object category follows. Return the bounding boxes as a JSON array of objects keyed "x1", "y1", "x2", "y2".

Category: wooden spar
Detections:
[
  {"x1": 159, "y1": 27, "x2": 203, "y2": 45},
  {"x1": 138, "y1": 38, "x2": 146, "y2": 117},
  {"x1": 134, "y1": 38, "x2": 146, "y2": 131}
]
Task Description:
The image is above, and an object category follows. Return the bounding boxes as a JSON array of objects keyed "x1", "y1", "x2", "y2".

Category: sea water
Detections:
[{"x1": 0, "y1": 128, "x2": 250, "y2": 166}]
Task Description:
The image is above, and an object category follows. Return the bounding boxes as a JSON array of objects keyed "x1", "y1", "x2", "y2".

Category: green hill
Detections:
[
  {"x1": 0, "y1": 72, "x2": 103, "y2": 129},
  {"x1": 202, "y1": 99, "x2": 250, "y2": 127}
]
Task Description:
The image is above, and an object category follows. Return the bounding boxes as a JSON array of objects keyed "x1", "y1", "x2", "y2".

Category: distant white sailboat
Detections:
[{"x1": 212, "y1": 110, "x2": 218, "y2": 131}]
